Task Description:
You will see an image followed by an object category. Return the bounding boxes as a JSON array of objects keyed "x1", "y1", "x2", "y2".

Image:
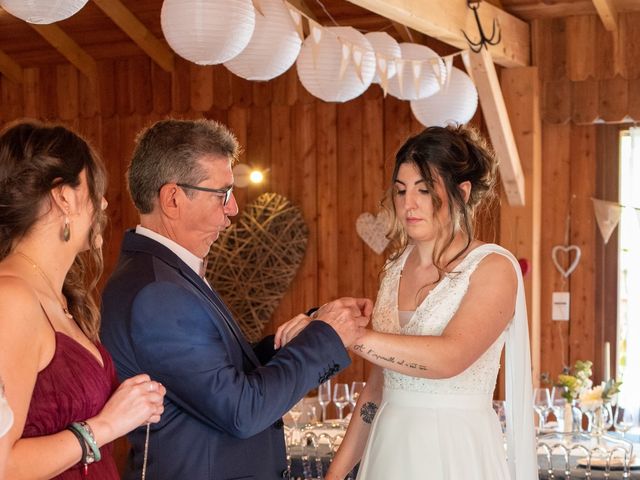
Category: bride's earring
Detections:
[{"x1": 62, "y1": 215, "x2": 71, "y2": 242}]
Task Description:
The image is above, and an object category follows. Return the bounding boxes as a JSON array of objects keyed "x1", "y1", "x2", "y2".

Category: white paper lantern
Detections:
[
  {"x1": 387, "y1": 43, "x2": 447, "y2": 101},
  {"x1": 410, "y1": 67, "x2": 478, "y2": 127},
  {"x1": 224, "y1": 0, "x2": 301, "y2": 81},
  {"x1": 296, "y1": 26, "x2": 375, "y2": 103},
  {"x1": 364, "y1": 32, "x2": 401, "y2": 84},
  {"x1": 161, "y1": 0, "x2": 255, "y2": 65},
  {"x1": 0, "y1": 0, "x2": 89, "y2": 24}
]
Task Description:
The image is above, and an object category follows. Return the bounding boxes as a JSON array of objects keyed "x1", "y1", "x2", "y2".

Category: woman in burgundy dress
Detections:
[{"x1": 0, "y1": 120, "x2": 166, "y2": 479}]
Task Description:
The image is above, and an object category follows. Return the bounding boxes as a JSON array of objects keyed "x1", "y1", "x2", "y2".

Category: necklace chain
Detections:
[{"x1": 14, "y1": 251, "x2": 73, "y2": 320}]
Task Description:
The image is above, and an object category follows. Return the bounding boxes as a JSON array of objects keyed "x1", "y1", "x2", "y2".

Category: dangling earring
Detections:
[{"x1": 62, "y1": 216, "x2": 71, "y2": 242}]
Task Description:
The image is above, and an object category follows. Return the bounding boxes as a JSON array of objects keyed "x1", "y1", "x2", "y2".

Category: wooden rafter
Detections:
[
  {"x1": 345, "y1": 0, "x2": 530, "y2": 67},
  {"x1": 29, "y1": 23, "x2": 97, "y2": 84},
  {"x1": 592, "y1": 0, "x2": 619, "y2": 31},
  {"x1": 92, "y1": 0, "x2": 174, "y2": 72},
  {"x1": 0, "y1": 48, "x2": 23, "y2": 84},
  {"x1": 469, "y1": 47, "x2": 525, "y2": 205}
]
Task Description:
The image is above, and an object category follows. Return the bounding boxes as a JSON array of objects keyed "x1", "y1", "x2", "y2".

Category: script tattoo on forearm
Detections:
[
  {"x1": 360, "y1": 402, "x2": 378, "y2": 424},
  {"x1": 352, "y1": 344, "x2": 428, "y2": 371}
]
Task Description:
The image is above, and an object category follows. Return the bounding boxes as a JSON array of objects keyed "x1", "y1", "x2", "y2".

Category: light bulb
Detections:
[{"x1": 249, "y1": 170, "x2": 264, "y2": 184}]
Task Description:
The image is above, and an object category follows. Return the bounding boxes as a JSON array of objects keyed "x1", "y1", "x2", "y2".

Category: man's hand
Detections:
[{"x1": 314, "y1": 297, "x2": 372, "y2": 347}]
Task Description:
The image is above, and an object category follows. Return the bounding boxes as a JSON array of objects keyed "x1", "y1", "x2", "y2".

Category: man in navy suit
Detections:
[{"x1": 100, "y1": 119, "x2": 370, "y2": 480}]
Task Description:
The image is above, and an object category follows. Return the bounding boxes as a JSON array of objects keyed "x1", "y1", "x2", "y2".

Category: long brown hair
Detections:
[
  {"x1": 0, "y1": 120, "x2": 107, "y2": 342},
  {"x1": 383, "y1": 125, "x2": 498, "y2": 281}
]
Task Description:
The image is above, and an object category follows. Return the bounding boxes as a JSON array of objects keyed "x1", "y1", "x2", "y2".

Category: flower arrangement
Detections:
[
  {"x1": 556, "y1": 360, "x2": 593, "y2": 402},
  {"x1": 555, "y1": 360, "x2": 622, "y2": 411}
]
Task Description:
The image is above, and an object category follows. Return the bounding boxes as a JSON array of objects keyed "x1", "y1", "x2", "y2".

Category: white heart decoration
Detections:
[
  {"x1": 356, "y1": 211, "x2": 391, "y2": 255},
  {"x1": 551, "y1": 245, "x2": 582, "y2": 278}
]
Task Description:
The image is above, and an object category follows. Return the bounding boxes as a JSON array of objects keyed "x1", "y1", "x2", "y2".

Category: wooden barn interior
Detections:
[{"x1": 1, "y1": 0, "x2": 639, "y2": 471}]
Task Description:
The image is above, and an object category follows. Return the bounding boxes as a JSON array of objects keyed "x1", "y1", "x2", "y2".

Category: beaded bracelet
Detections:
[{"x1": 69, "y1": 422, "x2": 101, "y2": 462}]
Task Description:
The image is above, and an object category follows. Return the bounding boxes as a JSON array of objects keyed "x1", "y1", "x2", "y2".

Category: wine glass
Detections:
[
  {"x1": 349, "y1": 381, "x2": 366, "y2": 412},
  {"x1": 550, "y1": 386, "x2": 567, "y2": 430},
  {"x1": 533, "y1": 387, "x2": 551, "y2": 431},
  {"x1": 333, "y1": 383, "x2": 350, "y2": 420},
  {"x1": 613, "y1": 405, "x2": 637, "y2": 438},
  {"x1": 318, "y1": 380, "x2": 332, "y2": 422}
]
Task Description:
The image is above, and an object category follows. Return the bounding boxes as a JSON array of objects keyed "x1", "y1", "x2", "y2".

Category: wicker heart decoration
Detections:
[
  {"x1": 205, "y1": 193, "x2": 308, "y2": 342},
  {"x1": 356, "y1": 211, "x2": 391, "y2": 255},
  {"x1": 551, "y1": 245, "x2": 582, "y2": 278}
]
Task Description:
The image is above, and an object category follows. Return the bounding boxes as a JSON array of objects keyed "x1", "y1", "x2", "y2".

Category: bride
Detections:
[{"x1": 326, "y1": 125, "x2": 537, "y2": 480}]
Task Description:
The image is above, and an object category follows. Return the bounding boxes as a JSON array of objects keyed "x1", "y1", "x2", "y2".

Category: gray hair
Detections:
[{"x1": 127, "y1": 118, "x2": 239, "y2": 214}]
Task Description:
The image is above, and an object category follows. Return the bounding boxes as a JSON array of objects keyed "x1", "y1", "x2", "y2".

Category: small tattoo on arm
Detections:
[{"x1": 360, "y1": 402, "x2": 378, "y2": 424}]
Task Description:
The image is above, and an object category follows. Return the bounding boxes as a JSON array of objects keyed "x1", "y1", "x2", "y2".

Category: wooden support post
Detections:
[{"x1": 500, "y1": 66, "x2": 542, "y2": 388}]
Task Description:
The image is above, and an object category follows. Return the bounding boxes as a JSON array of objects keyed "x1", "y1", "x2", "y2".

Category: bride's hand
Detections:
[{"x1": 274, "y1": 314, "x2": 311, "y2": 349}]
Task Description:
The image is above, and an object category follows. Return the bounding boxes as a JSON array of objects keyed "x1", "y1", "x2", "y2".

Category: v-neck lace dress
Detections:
[
  {"x1": 22, "y1": 332, "x2": 120, "y2": 479},
  {"x1": 357, "y1": 244, "x2": 513, "y2": 480}
]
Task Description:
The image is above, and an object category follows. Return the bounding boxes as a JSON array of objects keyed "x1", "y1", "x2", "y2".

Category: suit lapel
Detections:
[{"x1": 123, "y1": 231, "x2": 260, "y2": 367}]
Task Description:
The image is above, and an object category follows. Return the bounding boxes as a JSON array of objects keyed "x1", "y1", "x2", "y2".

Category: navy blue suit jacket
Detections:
[{"x1": 100, "y1": 231, "x2": 350, "y2": 480}]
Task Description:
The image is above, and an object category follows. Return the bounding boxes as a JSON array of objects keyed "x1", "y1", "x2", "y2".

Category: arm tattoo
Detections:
[
  {"x1": 352, "y1": 344, "x2": 428, "y2": 371},
  {"x1": 360, "y1": 402, "x2": 378, "y2": 424}
]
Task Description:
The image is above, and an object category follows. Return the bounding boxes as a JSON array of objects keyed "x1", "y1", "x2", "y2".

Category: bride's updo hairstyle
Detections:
[
  {"x1": 383, "y1": 124, "x2": 498, "y2": 275},
  {"x1": 0, "y1": 120, "x2": 107, "y2": 341}
]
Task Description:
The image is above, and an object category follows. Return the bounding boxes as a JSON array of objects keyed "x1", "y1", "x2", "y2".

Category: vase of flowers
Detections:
[
  {"x1": 555, "y1": 360, "x2": 594, "y2": 432},
  {"x1": 579, "y1": 379, "x2": 621, "y2": 436}
]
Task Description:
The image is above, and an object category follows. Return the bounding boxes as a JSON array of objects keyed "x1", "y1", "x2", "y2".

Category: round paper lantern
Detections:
[
  {"x1": 410, "y1": 67, "x2": 478, "y2": 127},
  {"x1": 387, "y1": 43, "x2": 447, "y2": 101},
  {"x1": 161, "y1": 0, "x2": 255, "y2": 65},
  {"x1": 224, "y1": 0, "x2": 301, "y2": 81},
  {"x1": 296, "y1": 26, "x2": 375, "y2": 103},
  {"x1": 0, "y1": 0, "x2": 89, "y2": 24},
  {"x1": 364, "y1": 32, "x2": 401, "y2": 84}
]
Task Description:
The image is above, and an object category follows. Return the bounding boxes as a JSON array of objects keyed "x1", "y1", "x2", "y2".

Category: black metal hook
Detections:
[{"x1": 462, "y1": 0, "x2": 501, "y2": 53}]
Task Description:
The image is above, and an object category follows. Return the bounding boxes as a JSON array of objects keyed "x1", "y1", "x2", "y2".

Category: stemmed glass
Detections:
[
  {"x1": 288, "y1": 398, "x2": 305, "y2": 444},
  {"x1": 349, "y1": 382, "x2": 366, "y2": 412},
  {"x1": 318, "y1": 380, "x2": 332, "y2": 422},
  {"x1": 533, "y1": 387, "x2": 552, "y2": 432},
  {"x1": 550, "y1": 386, "x2": 567, "y2": 430},
  {"x1": 333, "y1": 383, "x2": 350, "y2": 420},
  {"x1": 613, "y1": 405, "x2": 637, "y2": 438}
]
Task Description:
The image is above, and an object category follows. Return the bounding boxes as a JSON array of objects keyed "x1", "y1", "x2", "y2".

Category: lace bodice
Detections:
[{"x1": 373, "y1": 243, "x2": 509, "y2": 395}]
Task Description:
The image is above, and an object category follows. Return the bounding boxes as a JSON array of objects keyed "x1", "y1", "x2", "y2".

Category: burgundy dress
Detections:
[{"x1": 22, "y1": 332, "x2": 120, "y2": 479}]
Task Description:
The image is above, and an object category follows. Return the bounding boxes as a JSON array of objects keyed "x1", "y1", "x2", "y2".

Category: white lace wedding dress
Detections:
[{"x1": 357, "y1": 243, "x2": 537, "y2": 480}]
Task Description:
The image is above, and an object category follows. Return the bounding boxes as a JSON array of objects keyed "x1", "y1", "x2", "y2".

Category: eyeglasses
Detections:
[{"x1": 176, "y1": 183, "x2": 233, "y2": 206}]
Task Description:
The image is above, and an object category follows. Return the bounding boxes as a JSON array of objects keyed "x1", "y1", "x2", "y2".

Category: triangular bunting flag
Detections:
[
  {"x1": 352, "y1": 45, "x2": 365, "y2": 84},
  {"x1": 251, "y1": 0, "x2": 265, "y2": 17},
  {"x1": 339, "y1": 40, "x2": 352, "y2": 81},
  {"x1": 444, "y1": 55, "x2": 454, "y2": 89},
  {"x1": 592, "y1": 198, "x2": 622, "y2": 244},
  {"x1": 309, "y1": 20, "x2": 323, "y2": 69},
  {"x1": 430, "y1": 58, "x2": 444, "y2": 88},
  {"x1": 377, "y1": 56, "x2": 389, "y2": 96},
  {"x1": 396, "y1": 59, "x2": 405, "y2": 98},
  {"x1": 460, "y1": 50, "x2": 475, "y2": 84},
  {"x1": 286, "y1": 6, "x2": 304, "y2": 42},
  {"x1": 412, "y1": 60, "x2": 423, "y2": 95}
]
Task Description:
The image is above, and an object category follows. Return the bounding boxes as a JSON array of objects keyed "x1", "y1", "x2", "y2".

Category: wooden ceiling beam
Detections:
[
  {"x1": 92, "y1": 0, "x2": 174, "y2": 72},
  {"x1": 592, "y1": 0, "x2": 618, "y2": 31},
  {"x1": 345, "y1": 0, "x2": 530, "y2": 67},
  {"x1": 29, "y1": 23, "x2": 97, "y2": 84},
  {"x1": 469, "y1": 47, "x2": 525, "y2": 205},
  {"x1": 0, "y1": 48, "x2": 23, "y2": 84}
]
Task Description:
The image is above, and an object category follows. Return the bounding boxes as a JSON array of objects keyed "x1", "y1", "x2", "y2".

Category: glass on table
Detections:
[
  {"x1": 333, "y1": 383, "x2": 350, "y2": 420},
  {"x1": 549, "y1": 386, "x2": 567, "y2": 431},
  {"x1": 533, "y1": 387, "x2": 552, "y2": 432},
  {"x1": 349, "y1": 381, "x2": 366, "y2": 411},
  {"x1": 613, "y1": 404, "x2": 638, "y2": 438},
  {"x1": 318, "y1": 379, "x2": 332, "y2": 422}
]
